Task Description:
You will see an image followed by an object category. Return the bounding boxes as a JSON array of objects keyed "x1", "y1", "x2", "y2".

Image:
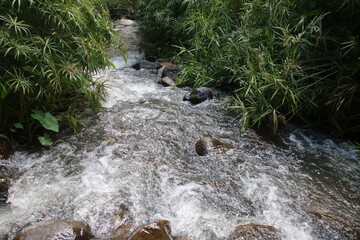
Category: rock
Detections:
[
  {"x1": 160, "y1": 62, "x2": 173, "y2": 68},
  {"x1": 156, "y1": 58, "x2": 171, "y2": 63},
  {"x1": 0, "y1": 138, "x2": 12, "y2": 160},
  {"x1": 185, "y1": 87, "x2": 213, "y2": 105},
  {"x1": 183, "y1": 92, "x2": 191, "y2": 101},
  {"x1": 0, "y1": 166, "x2": 12, "y2": 203},
  {"x1": 129, "y1": 220, "x2": 173, "y2": 240},
  {"x1": 161, "y1": 65, "x2": 179, "y2": 79},
  {"x1": 309, "y1": 209, "x2": 360, "y2": 240},
  {"x1": 13, "y1": 220, "x2": 94, "y2": 240},
  {"x1": 111, "y1": 205, "x2": 133, "y2": 240},
  {"x1": 195, "y1": 137, "x2": 233, "y2": 156},
  {"x1": 158, "y1": 77, "x2": 175, "y2": 87},
  {"x1": 133, "y1": 60, "x2": 161, "y2": 71},
  {"x1": 227, "y1": 223, "x2": 281, "y2": 240}
]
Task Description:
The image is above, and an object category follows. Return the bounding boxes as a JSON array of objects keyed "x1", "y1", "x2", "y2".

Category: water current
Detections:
[{"x1": 0, "y1": 19, "x2": 359, "y2": 240}]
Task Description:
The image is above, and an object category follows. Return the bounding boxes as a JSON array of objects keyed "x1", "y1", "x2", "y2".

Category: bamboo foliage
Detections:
[
  {"x1": 167, "y1": 0, "x2": 359, "y2": 139},
  {"x1": 0, "y1": 0, "x2": 115, "y2": 143}
]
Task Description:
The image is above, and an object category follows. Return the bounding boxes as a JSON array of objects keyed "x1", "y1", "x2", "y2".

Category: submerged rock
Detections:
[
  {"x1": 195, "y1": 137, "x2": 233, "y2": 156},
  {"x1": 309, "y1": 208, "x2": 360, "y2": 240},
  {"x1": 133, "y1": 60, "x2": 161, "y2": 71},
  {"x1": 227, "y1": 223, "x2": 281, "y2": 240},
  {"x1": 129, "y1": 220, "x2": 173, "y2": 240},
  {"x1": 158, "y1": 77, "x2": 175, "y2": 87},
  {"x1": 184, "y1": 87, "x2": 213, "y2": 105},
  {"x1": 13, "y1": 220, "x2": 94, "y2": 240},
  {"x1": 0, "y1": 138, "x2": 12, "y2": 160}
]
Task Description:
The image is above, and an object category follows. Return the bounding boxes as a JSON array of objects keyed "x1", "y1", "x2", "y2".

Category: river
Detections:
[{"x1": 0, "y1": 19, "x2": 359, "y2": 240}]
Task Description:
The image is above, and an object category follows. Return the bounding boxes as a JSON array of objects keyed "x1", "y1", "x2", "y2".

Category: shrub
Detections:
[
  {"x1": 105, "y1": 0, "x2": 138, "y2": 19},
  {"x1": 0, "y1": 0, "x2": 115, "y2": 144},
  {"x1": 136, "y1": 0, "x2": 188, "y2": 58},
  {"x1": 175, "y1": 0, "x2": 359, "y2": 139}
]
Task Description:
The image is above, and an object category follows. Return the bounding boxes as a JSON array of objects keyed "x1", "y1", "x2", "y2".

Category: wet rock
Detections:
[
  {"x1": 185, "y1": 87, "x2": 213, "y2": 105},
  {"x1": 227, "y1": 223, "x2": 281, "y2": 240},
  {"x1": 133, "y1": 60, "x2": 161, "y2": 71},
  {"x1": 0, "y1": 138, "x2": 12, "y2": 160},
  {"x1": 195, "y1": 137, "x2": 233, "y2": 156},
  {"x1": 13, "y1": 220, "x2": 94, "y2": 240},
  {"x1": 309, "y1": 209, "x2": 360, "y2": 240},
  {"x1": 129, "y1": 220, "x2": 173, "y2": 240},
  {"x1": 0, "y1": 166, "x2": 11, "y2": 203},
  {"x1": 183, "y1": 92, "x2": 191, "y2": 101},
  {"x1": 158, "y1": 77, "x2": 175, "y2": 87},
  {"x1": 111, "y1": 205, "x2": 133, "y2": 240},
  {"x1": 161, "y1": 65, "x2": 179, "y2": 79}
]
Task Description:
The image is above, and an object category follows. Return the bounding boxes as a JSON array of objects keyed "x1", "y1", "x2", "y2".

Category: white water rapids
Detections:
[{"x1": 0, "y1": 19, "x2": 359, "y2": 240}]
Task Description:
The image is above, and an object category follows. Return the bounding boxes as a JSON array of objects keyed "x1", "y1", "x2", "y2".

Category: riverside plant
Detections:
[
  {"x1": 167, "y1": 0, "x2": 359, "y2": 140},
  {"x1": 0, "y1": 0, "x2": 119, "y2": 145}
]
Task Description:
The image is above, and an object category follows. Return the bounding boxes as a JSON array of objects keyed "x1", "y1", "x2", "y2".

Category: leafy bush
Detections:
[
  {"x1": 105, "y1": 0, "x2": 138, "y2": 19},
  {"x1": 173, "y1": 0, "x2": 359, "y2": 140},
  {"x1": 0, "y1": 0, "x2": 115, "y2": 144},
  {"x1": 136, "y1": 0, "x2": 188, "y2": 58}
]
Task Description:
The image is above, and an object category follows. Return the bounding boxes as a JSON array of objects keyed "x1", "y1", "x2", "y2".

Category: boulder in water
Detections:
[
  {"x1": 13, "y1": 220, "x2": 94, "y2": 240},
  {"x1": 184, "y1": 87, "x2": 213, "y2": 105},
  {"x1": 227, "y1": 223, "x2": 281, "y2": 240},
  {"x1": 158, "y1": 77, "x2": 175, "y2": 87},
  {"x1": 0, "y1": 138, "x2": 12, "y2": 160},
  {"x1": 195, "y1": 137, "x2": 233, "y2": 156},
  {"x1": 133, "y1": 60, "x2": 161, "y2": 71},
  {"x1": 129, "y1": 220, "x2": 173, "y2": 240}
]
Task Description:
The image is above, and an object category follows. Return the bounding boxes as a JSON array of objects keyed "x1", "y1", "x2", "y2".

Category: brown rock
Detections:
[
  {"x1": 227, "y1": 223, "x2": 281, "y2": 240},
  {"x1": 195, "y1": 137, "x2": 233, "y2": 156},
  {"x1": 111, "y1": 205, "x2": 133, "y2": 240},
  {"x1": 160, "y1": 62, "x2": 173, "y2": 68},
  {"x1": 13, "y1": 220, "x2": 94, "y2": 240},
  {"x1": 0, "y1": 138, "x2": 12, "y2": 160},
  {"x1": 129, "y1": 220, "x2": 173, "y2": 240}
]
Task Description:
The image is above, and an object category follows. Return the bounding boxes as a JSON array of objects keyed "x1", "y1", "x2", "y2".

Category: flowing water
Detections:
[{"x1": 0, "y1": 19, "x2": 359, "y2": 240}]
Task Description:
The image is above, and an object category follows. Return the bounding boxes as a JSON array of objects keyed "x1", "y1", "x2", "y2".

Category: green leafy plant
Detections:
[
  {"x1": 143, "y1": 0, "x2": 359, "y2": 140},
  {"x1": 0, "y1": 0, "x2": 120, "y2": 145}
]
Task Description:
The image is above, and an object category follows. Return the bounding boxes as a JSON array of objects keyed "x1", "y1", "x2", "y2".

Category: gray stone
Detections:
[
  {"x1": 133, "y1": 60, "x2": 161, "y2": 71},
  {"x1": 185, "y1": 87, "x2": 213, "y2": 105},
  {"x1": 161, "y1": 65, "x2": 179, "y2": 79},
  {"x1": 158, "y1": 77, "x2": 175, "y2": 87}
]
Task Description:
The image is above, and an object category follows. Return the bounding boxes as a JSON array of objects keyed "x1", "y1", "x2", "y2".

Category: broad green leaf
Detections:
[
  {"x1": 14, "y1": 123, "x2": 24, "y2": 129},
  {"x1": 38, "y1": 133, "x2": 53, "y2": 146},
  {"x1": 31, "y1": 109, "x2": 59, "y2": 132}
]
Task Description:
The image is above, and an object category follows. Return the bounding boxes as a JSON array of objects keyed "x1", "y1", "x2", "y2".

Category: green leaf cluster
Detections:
[
  {"x1": 137, "y1": 0, "x2": 360, "y2": 140},
  {"x1": 0, "y1": 0, "x2": 116, "y2": 144}
]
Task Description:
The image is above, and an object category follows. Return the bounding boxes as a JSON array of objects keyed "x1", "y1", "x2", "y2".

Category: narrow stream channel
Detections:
[{"x1": 0, "y1": 19, "x2": 359, "y2": 240}]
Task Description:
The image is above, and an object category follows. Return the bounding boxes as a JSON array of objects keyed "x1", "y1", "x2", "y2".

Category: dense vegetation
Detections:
[
  {"x1": 135, "y1": 0, "x2": 360, "y2": 140},
  {"x1": 0, "y1": 0, "x2": 115, "y2": 145}
]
